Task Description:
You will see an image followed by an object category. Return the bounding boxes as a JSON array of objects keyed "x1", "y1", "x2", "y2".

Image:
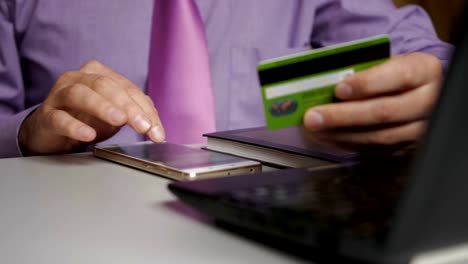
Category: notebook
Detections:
[
  {"x1": 204, "y1": 126, "x2": 358, "y2": 168},
  {"x1": 168, "y1": 17, "x2": 468, "y2": 264}
]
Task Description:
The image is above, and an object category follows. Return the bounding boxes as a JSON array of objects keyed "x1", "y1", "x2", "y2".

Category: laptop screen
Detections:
[{"x1": 387, "y1": 14, "x2": 468, "y2": 253}]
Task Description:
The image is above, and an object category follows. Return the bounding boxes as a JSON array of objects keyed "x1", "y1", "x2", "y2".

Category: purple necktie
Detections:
[{"x1": 148, "y1": 0, "x2": 216, "y2": 144}]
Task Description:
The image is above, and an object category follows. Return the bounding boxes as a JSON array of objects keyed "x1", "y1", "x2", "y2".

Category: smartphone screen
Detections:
[
  {"x1": 107, "y1": 143, "x2": 256, "y2": 170},
  {"x1": 94, "y1": 143, "x2": 262, "y2": 180}
]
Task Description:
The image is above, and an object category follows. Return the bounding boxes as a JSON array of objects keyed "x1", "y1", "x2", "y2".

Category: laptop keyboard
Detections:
[
  {"x1": 169, "y1": 156, "x2": 413, "y2": 248},
  {"x1": 215, "y1": 165, "x2": 408, "y2": 239}
]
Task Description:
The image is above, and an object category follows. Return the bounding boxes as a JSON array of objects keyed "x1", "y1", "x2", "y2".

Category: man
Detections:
[{"x1": 0, "y1": 0, "x2": 453, "y2": 158}]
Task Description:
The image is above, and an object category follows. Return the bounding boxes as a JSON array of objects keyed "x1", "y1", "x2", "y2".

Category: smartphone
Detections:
[{"x1": 93, "y1": 142, "x2": 262, "y2": 181}]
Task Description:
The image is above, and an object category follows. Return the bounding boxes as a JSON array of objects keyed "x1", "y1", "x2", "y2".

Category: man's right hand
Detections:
[{"x1": 19, "y1": 60, "x2": 165, "y2": 156}]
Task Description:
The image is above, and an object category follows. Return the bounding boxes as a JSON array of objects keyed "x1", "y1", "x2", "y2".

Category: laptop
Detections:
[{"x1": 167, "y1": 14, "x2": 468, "y2": 264}]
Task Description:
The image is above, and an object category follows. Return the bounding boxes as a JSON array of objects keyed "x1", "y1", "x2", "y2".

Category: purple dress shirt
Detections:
[{"x1": 0, "y1": 0, "x2": 453, "y2": 158}]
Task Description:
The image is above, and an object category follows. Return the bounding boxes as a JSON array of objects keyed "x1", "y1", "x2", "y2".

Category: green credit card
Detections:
[{"x1": 258, "y1": 35, "x2": 390, "y2": 130}]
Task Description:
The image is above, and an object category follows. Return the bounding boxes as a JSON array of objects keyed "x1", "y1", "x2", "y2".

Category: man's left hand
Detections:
[{"x1": 303, "y1": 52, "x2": 443, "y2": 148}]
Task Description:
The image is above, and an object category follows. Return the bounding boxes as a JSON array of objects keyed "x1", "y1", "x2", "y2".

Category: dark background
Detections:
[{"x1": 394, "y1": 0, "x2": 465, "y2": 43}]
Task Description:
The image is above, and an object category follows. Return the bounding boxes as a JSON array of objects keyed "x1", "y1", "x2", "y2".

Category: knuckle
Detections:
[
  {"x1": 141, "y1": 95, "x2": 158, "y2": 116},
  {"x1": 414, "y1": 122, "x2": 427, "y2": 138},
  {"x1": 63, "y1": 123, "x2": 77, "y2": 137},
  {"x1": 93, "y1": 76, "x2": 114, "y2": 91},
  {"x1": 45, "y1": 109, "x2": 65, "y2": 128},
  {"x1": 425, "y1": 55, "x2": 443, "y2": 79},
  {"x1": 66, "y1": 83, "x2": 86, "y2": 99},
  {"x1": 60, "y1": 71, "x2": 76, "y2": 81},
  {"x1": 368, "y1": 131, "x2": 394, "y2": 145},
  {"x1": 374, "y1": 101, "x2": 398, "y2": 123},
  {"x1": 416, "y1": 85, "x2": 441, "y2": 119},
  {"x1": 47, "y1": 110, "x2": 78, "y2": 137},
  {"x1": 420, "y1": 88, "x2": 438, "y2": 114},
  {"x1": 121, "y1": 101, "x2": 141, "y2": 116},
  {"x1": 352, "y1": 73, "x2": 371, "y2": 95},
  {"x1": 36, "y1": 106, "x2": 51, "y2": 123},
  {"x1": 125, "y1": 83, "x2": 140, "y2": 94},
  {"x1": 81, "y1": 60, "x2": 104, "y2": 72},
  {"x1": 97, "y1": 102, "x2": 114, "y2": 117},
  {"x1": 399, "y1": 62, "x2": 415, "y2": 84},
  {"x1": 55, "y1": 71, "x2": 77, "y2": 87}
]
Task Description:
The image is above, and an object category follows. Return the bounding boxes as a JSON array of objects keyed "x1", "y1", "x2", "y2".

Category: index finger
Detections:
[
  {"x1": 80, "y1": 60, "x2": 165, "y2": 142},
  {"x1": 335, "y1": 53, "x2": 443, "y2": 100}
]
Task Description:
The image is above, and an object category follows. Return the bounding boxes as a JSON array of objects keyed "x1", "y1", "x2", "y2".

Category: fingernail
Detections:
[
  {"x1": 109, "y1": 108, "x2": 126, "y2": 124},
  {"x1": 78, "y1": 126, "x2": 95, "y2": 140},
  {"x1": 305, "y1": 111, "x2": 324, "y2": 129},
  {"x1": 149, "y1": 126, "x2": 165, "y2": 142},
  {"x1": 134, "y1": 115, "x2": 151, "y2": 132},
  {"x1": 336, "y1": 83, "x2": 352, "y2": 99}
]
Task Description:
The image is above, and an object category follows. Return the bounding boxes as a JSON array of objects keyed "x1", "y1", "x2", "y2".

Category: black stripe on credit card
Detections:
[{"x1": 258, "y1": 42, "x2": 390, "y2": 86}]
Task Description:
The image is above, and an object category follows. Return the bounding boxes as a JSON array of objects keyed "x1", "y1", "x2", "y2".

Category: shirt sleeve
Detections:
[
  {"x1": 311, "y1": 0, "x2": 454, "y2": 71},
  {"x1": 0, "y1": 1, "x2": 37, "y2": 158}
]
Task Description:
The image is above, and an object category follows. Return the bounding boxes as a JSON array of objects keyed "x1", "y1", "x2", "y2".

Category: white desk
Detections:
[{"x1": 0, "y1": 153, "x2": 307, "y2": 264}]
